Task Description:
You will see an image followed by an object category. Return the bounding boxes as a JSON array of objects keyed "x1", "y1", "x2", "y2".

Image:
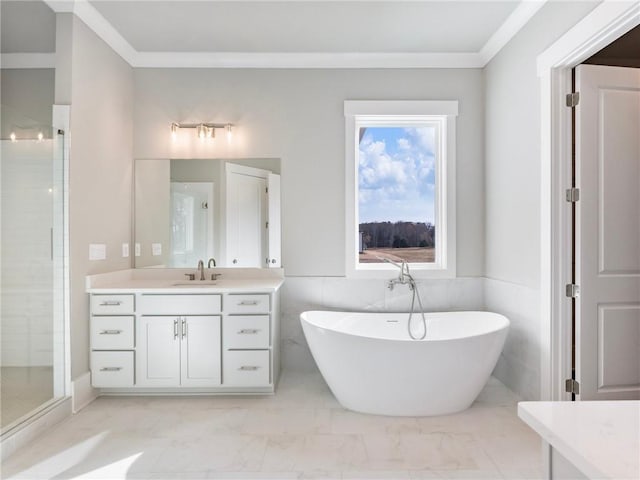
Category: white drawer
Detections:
[
  {"x1": 139, "y1": 294, "x2": 221, "y2": 315},
  {"x1": 91, "y1": 316, "x2": 134, "y2": 350},
  {"x1": 91, "y1": 294, "x2": 134, "y2": 315},
  {"x1": 91, "y1": 351, "x2": 134, "y2": 388},
  {"x1": 225, "y1": 294, "x2": 270, "y2": 314},
  {"x1": 223, "y1": 315, "x2": 270, "y2": 349},
  {"x1": 223, "y1": 350, "x2": 270, "y2": 387}
]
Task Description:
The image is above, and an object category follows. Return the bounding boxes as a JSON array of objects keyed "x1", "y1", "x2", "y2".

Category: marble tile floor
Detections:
[
  {"x1": 1, "y1": 370, "x2": 543, "y2": 479},
  {"x1": 1, "y1": 366, "x2": 54, "y2": 429}
]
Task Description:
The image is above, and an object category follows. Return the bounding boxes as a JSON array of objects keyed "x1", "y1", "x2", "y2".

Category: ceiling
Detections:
[{"x1": 1, "y1": 0, "x2": 550, "y2": 68}]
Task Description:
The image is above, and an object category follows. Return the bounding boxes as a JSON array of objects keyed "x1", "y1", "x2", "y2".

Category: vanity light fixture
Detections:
[
  {"x1": 9, "y1": 132, "x2": 16, "y2": 142},
  {"x1": 37, "y1": 132, "x2": 44, "y2": 142},
  {"x1": 170, "y1": 122, "x2": 234, "y2": 141}
]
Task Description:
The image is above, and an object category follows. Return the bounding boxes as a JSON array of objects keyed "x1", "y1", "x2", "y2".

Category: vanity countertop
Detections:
[
  {"x1": 86, "y1": 268, "x2": 284, "y2": 293},
  {"x1": 518, "y1": 400, "x2": 640, "y2": 480}
]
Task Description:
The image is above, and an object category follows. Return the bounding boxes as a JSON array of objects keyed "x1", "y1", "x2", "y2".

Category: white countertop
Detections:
[
  {"x1": 518, "y1": 401, "x2": 640, "y2": 480},
  {"x1": 86, "y1": 268, "x2": 284, "y2": 293}
]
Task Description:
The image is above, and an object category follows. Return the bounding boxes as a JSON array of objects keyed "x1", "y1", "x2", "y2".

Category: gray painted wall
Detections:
[
  {"x1": 0, "y1": 69, "x2": 54, "y2": 139},
  {"x1": 54, "y1": 15, "x2": 134, "y2": 379},
  {"x1": 133, "y1": 68, "x2": 486, "y2": 278},
  {"x1": 484, "y1": 0, "x2": 599, "y2": 399}
]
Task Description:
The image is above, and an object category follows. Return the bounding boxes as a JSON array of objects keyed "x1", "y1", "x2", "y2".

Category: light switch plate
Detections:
[
  {"x1": 89, "y1": 243, "x2": 106, "y2": 261},
  {"x1": 122, "y1": 243, "x2": 129, "y2": 258},
  {"x1": 152, "y1": 243, "x2": 162, "y2": 256},
  {"x1": 135, "y1": 243, "x2": 141, "y2": 257}
]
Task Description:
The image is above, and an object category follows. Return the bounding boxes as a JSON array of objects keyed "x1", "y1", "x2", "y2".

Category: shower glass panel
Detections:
[{"x1": 0, "y1": 106, "x2": 66, "y2": 434}]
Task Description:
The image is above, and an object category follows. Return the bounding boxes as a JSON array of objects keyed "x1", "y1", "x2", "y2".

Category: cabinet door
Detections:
[
  {"x1": 180, "y1": 315, "x2": 221, "y2": 387},
  {"x1": 137, "y1": 316, "x2": 181, "y2": 387}
]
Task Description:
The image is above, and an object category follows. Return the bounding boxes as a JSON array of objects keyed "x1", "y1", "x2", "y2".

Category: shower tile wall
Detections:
[
  {"x1": 1, "y1": 141, "x2": 55, "y2": 367},
  {"x1": 281, "y1": 277, "x2": 485, "y2": 372}
]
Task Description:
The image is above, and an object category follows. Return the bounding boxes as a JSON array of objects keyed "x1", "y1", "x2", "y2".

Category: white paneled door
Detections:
[{"x1": 575, "y1": 64, "x2": 640, "y2": 400}]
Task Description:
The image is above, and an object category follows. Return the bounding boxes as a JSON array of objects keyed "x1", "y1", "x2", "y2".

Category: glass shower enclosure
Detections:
[{"x1": 0, "y1": 105, "x2": 67, "y2": 435}]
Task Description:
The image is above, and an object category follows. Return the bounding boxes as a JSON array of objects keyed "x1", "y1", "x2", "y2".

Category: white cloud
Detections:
[{"x1": 358, "y1": 126, "x2": 436, "y2": 223}]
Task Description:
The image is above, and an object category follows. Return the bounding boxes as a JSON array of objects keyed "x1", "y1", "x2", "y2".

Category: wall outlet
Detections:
[
  {"x1": 135, "y1": 243, "x2": 141, "y2": 257},
  {"x1": 122, "y1": 243, "x2": 129, "y2": 258},
  {"x1": 89, "y1": 243, "x2": 106, "y2": 261},
  {"x1": 152, "y1": 243, "x2": 162, "y2": 256}
]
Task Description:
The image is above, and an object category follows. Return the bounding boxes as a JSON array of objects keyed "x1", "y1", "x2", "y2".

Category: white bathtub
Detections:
[{"x1": 300, "y1": 310, "x2": 509, "y2": 416}]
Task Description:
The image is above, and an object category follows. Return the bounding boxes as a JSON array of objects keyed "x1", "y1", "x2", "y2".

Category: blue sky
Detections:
[{"x1": 358, "y1": 126, "x2": 435, "y2": 224}]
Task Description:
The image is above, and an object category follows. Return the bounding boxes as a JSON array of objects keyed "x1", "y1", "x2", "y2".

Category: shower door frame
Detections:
[{"x1": 0, "y1": 105, "x2": 71, "y2": 443}]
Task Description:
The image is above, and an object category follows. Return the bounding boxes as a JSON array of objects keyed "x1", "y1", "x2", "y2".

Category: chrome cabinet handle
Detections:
[
  {"x1": 100, "y1": 367, "x2": 122, "y2": 372},
  {"x1": 173, "y1": 319, "x2": 178, "y2": 339},
  {"x1": 182, "y1": 318, "x2": 187, "y2": 339},
  {"x1": 239, "y1": 366, "x2": 259, "y2": 371},
  {"x1": 100, "y1": 301, "x2": 122, "y2": 306},
  {"x1": 238, "y1": 329, "x2": 259, "y2": 334},
  {"x1": 99, "y1": 330, "x2": 122, "y2": 335},
  {"x1": 238, "y1": 300, "x2": 259, "y2": 306}
]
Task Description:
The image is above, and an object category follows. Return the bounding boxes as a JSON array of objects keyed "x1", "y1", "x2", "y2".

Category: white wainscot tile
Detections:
[
  {"x1": 281, "y1": 277, "x2": 324, "y2": 316},
  {"x1": 321, "y1": 278, "x2": 386, "y2": 311}
]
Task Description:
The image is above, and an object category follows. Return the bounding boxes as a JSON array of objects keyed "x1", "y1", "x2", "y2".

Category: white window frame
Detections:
[{"x1": 344, "y1": 100, "x2": 458, "y2": 278}]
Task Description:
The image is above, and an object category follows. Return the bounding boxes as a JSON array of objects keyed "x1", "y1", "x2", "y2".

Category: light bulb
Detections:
[
  {"x1": 197, "y1": 124, "x2": 206, "y2": 139},
  {"x1": 10, "y1": 132, "x2": 16, "y2": 142},
  {"x1": 37, "y1": 132, "x2": 44, "y2": 142},
  {"x1": 226, "y1": 124, "x2": 233, "y2": 142}
]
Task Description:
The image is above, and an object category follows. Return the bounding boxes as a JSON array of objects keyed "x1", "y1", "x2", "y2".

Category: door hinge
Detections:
[
  {"x1": 565, "y1": 283, "x2": 580, "y2": 298},
  {"x1": 265, "y1": 221, "x2": 269, "y2": 229},
  {"x1": 566, "y1": 92, "x2": 580, "y2": 107},
  {"x1": 565, "y1": 188, "x2": 580, "y2": 202},
  {"x1": 565, "y1": 378, "x2": 580, "y2": 395},
  {"x1": 266, "y1": 187, "x2": 269, "y2": 194}
]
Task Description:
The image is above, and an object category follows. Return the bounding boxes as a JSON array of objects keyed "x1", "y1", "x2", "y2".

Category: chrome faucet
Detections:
[
  {"x1": 383, "y1": 258, "x2": 411, "y2": 290},
  {"x1": 207, "y1": 258, "x2": 216, "y2": 268},
  {"x1": 197, "y1": 260, "x2": 205, "y2": 281}
]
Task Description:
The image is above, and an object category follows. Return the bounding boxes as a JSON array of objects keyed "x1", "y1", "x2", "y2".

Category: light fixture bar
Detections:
[
  {"x1": 171, "y1": 122, "x2": 233, "y2": 129},
  {"x1": 170, "y1": 122, "x2": 234, "y2": 141}
]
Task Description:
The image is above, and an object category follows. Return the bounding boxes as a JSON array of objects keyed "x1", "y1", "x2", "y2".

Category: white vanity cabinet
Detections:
[
  {"x1": 137, "y1": 293, "x2": 222, "y2": 388},
  {"x1": 223, "y1": 294, "x2": 272, "y2": 386},
  {"x1": 89, "y1": 294, "x2": 136, "y2": 388},
  {"x1": 87, "y1": 276, "x2": 282, "y2": 395}
]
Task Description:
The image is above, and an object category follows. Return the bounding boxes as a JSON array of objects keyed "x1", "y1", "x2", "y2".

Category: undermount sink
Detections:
[{"x1": 171, "y1": 281, "x2": 218, "y2": 287}]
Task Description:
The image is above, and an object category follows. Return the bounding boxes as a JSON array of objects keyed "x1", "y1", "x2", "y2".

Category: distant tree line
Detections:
[{"x1": 360, "y1": 221, "x2": 435, "y2": 249}]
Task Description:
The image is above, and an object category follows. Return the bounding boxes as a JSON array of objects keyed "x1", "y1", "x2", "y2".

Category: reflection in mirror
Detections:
[{"x1": 134, "y1": 158, "x2": 281, "y2": 269}]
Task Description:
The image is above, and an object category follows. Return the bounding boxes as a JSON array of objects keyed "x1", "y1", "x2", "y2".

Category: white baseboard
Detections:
[
  {"x1": 1, "y1": 398, "x2": 71, "y2": 461},
  {"x1": 71, "y1": 371, "x2": 98, "y2": 413}
]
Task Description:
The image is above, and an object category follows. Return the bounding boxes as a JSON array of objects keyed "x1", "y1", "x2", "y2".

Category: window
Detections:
[{"x1": 345, "y1": 101, "x2": 458, "y2": 278}]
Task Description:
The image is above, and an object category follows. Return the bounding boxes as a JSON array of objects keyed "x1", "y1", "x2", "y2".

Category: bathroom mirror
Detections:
[{"x1": 134, "y1": 158, "x2": 281, "y2": 269}]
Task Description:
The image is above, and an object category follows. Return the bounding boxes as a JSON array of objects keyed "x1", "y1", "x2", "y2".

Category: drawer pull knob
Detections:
[
  {"x1": 238, "y1": 329, "x2": 259, "y2": 334},
  {"x1": 99, "y1": 367, "x2": 122, "y2": 372},
  {"x1": 238, "y1": 300, "x2": 259, "y2": 306},
  {"x1": 99, "y1": 330, "x2": 122, "y2": 335},
  {"x1": 239, "y1": 366, "x2": 259, "y2": 371},
  {"x1": 100, "y1": 301, "x2": 122, "y2": 306}
]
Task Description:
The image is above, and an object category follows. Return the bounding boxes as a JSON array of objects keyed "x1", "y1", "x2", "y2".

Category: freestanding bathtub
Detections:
[{"x1": 300, "y1": 310, "x2": 509, "y2": 416}]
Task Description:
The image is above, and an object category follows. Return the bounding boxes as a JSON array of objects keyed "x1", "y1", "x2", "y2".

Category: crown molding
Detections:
[
  {"x1": 133, "y1": 52, "x2": 485, "y2": 69},
  {"x1": 0, "y1": 53, "x2": 56, "y2": 69},
  {"x1": 40, "y1": 0, "x2": 544, "y2": 69},
  {"x1": 479, "y1": 0, "x2": 547, "y2": 65}
]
